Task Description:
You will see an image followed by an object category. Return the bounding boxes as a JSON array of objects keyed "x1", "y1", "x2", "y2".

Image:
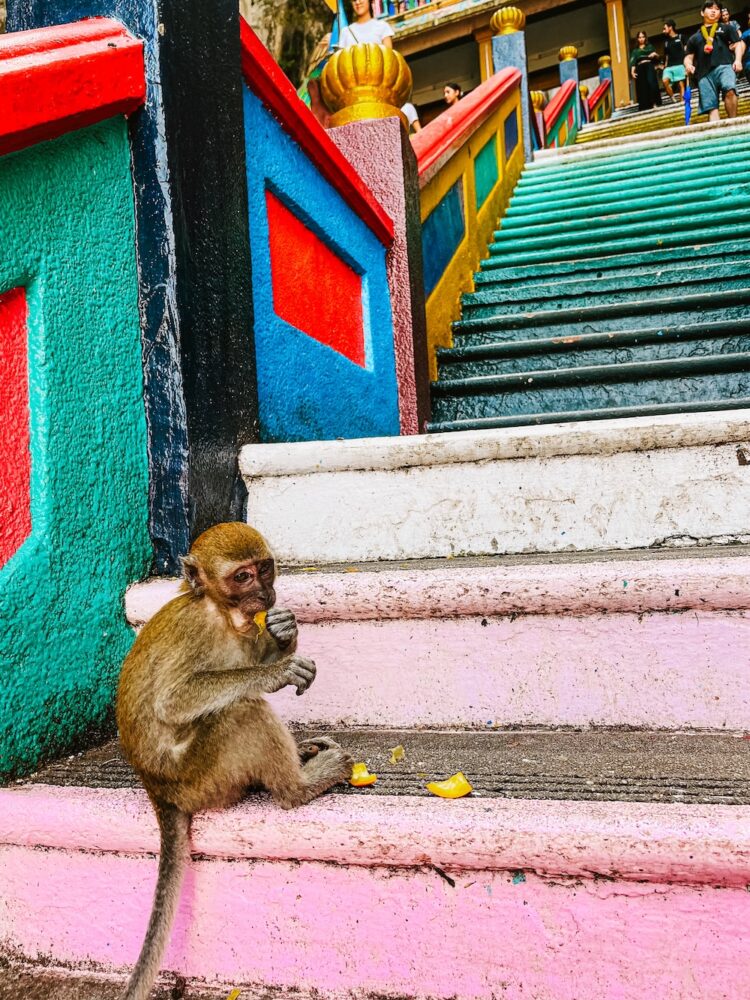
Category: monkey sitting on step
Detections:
[{"x1": 117, "y1": 522, "x2": 353, "y2": 1000}]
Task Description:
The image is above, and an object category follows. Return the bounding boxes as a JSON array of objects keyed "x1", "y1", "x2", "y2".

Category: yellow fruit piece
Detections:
[
  {"x1": 426, "y1": 772, "x2": 473, "y2": 799},
  {"x1": 253, "y1": 611, "x2": 267, "y2": 633},
  {"x1": 388, "y1": 744, "x2": 405, "y2": 764},
  {"x1": 349, "y1": 762, "x2": 377, "y2": 786}
]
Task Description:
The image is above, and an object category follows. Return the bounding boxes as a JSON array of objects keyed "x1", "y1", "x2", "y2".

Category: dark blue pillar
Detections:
[{"x1": 7, "y1": 0, "x2": 259, "y2": 574}]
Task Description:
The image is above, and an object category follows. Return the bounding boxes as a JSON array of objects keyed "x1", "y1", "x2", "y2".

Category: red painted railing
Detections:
[
  {"x1": 588, "y1": 78, "x2": 612, "y2": 118},
  {"x1": 0, "y1": 18, "x2": 146, "y2": 158},
  {"x1": 239, "y1": 19, "x2": 394, "y2": 248},
  {"x1": 412, "y1": 67, "x2": 522, "y2": 184},
  {"x1": 543, "y1": 78, "x2": 576, "y2": 134}
]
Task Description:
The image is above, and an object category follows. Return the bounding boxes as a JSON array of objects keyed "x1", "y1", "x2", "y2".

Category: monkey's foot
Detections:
[{"x1": 297, "y1": 735, "x2": 343, "y2": 762}]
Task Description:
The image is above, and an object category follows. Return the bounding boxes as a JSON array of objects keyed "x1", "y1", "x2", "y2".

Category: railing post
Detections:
[
  {"x1": 530, "y1": 90, "x2": 547, "y2": 143},
  {"x1": 579, "y1": 83, "x2": 590, "y2": 123},
  {"x1": 559, "y1": 45, "x2": 580, "y2": 128},
  {"x1": 598, "y1": 54, "x2": 614, "y2": 84},
  {"x1": 321, "y1": 45, "x2": 431, "y2": 433},
  {"x1": 490, "y1": 6, "x2": 532, "y2": 162}
]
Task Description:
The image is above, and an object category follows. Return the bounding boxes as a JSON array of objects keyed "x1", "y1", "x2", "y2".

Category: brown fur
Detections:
[{"x1": 116, "y1": 522, "x2": 352, "y2": 1000}]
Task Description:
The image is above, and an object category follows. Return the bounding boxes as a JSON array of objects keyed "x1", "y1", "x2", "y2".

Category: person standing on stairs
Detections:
[
  {"x1": 338, "y1": 0, "x2": 394, "y2": 48},
  {"x1": 630, "y1": 32, "x2": 663, "y2": 110},
  {"x1": 662, "y1": 21, "x2": 687, "y2": 102},
  {"x1": 741, "y1": 13, "x2": 750, "y2": 85},
  {"x1": 684, "y1": 0, "x2": 745, "y2": 121}
]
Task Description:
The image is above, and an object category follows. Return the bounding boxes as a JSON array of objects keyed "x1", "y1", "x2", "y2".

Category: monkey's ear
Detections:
[{"x1": 180, "y1": 554, "x2": 205, "y2": 595}]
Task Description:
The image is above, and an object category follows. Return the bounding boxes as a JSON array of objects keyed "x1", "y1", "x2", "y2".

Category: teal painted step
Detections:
[
  {"x1": 490, "y1": 206, "x2": 741, "y2": 252},
  {"x1": 452, "y1": 289, "x2": 750, "y2": 343},
  {"x1": 485, "y1": 221, "x2": 750, "y2": 268},
  {"x1": 522, "y1": 128, "x2": 750, "y2": 182},
  {"x1": 427, "y1": 396, "x2": 750, "y2": 433},
  {"x1": 475, "y1": 239, "x2": 750, "y2": 284},
  {"x1": 508, "y1": 152, "x2": 750, "y2": 211},
  {"x1": 501, "y1": 181, "x2": 750, "y2": 232},
  {"x1": 507, "y1": 161, "x2": 750, "y2": 216},
  {"x1": 437, "y1": 323, "x2": 750, "y2": 379},
  {"x1": 462, "y1": 270, "x2": 750, "y2": 318},
  {"x1": 430, "y1": 356, "x2": 750, "y2": 424}
]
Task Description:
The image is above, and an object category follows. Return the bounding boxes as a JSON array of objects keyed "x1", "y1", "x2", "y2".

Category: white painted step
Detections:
[{"x1": 238, "y1": 411, "x2": 750, "y2": 564}]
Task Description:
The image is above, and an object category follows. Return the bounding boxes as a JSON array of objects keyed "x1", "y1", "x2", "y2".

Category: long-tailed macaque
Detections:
[{"x1": 117, "y1": 522, "x2": 353, "y2": 1000}]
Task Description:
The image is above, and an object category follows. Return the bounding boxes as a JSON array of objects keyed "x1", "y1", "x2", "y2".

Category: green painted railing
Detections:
[{"x1": 543, "y1": 79, "x2": 579, "y2": 148}]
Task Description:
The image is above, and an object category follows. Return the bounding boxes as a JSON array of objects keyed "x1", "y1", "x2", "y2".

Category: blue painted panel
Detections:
[
  {"x1": 422, "y1": 179, "x2": 465, "y2": 297},
  {"x1": 474, "y1": 135, "x2": 499, "y2": 211},
  {"x1": 504, "y1": 108, "x2": 519, "y2": 161},
  {"x1": 243, "y1": 86, "x2": 400, "y2": 443}
]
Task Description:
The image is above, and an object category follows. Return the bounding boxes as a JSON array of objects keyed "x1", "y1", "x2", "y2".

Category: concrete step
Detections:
[
  {"x1": 462, "y1": 269, "x2": 750, "y2": 317},
  {"x1": 2, "y1": 732, "x2": 750, "y2": 1000},
  {"x1": 484, "y1": 220, "x2": 750, "y2": 268},
  {"x1": 475, "y1": 238, "x2": 750, "y2": 284},
  {"x1": 502, "y1": 178, "x2": 750, "y2": 232},
  {"x1": 529, "y1": 118, "x2": 750, "y2": 172},
  {"x1": 489, "y1": 206, "x2": 742, "y2": 256},
  {"x1": 575, "y1": 92, "x2": 750, "y2": 143},
  {"x1": 507, "y1": 155, "x2": 750, "y2": 214},
  {"x1": 126, "y1": 546, "x2": 750, "y2": 731},
  {"x1": 438, "y1": 324, "x2": 750, "y2": 379},
  {"x1": 452, "y1": 292, "x2": 750, "y2": 342},
  {"x1": 431, "y1": 357, "x2": 750, "y2": 424},
  {"x1": 233, "y1": 412, "x2": 750, "y2": 563}
]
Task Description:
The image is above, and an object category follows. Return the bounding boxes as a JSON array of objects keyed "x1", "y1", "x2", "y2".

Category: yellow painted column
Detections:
[
  {"x1": 474, "y1": 27, "x2": 494, "y2": 82},
  {"x1": 604, "y1": 0, "x2": 632, "y2": 107}
]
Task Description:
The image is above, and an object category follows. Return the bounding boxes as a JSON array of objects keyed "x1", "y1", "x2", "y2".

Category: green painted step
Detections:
[
  {"x1": 520, "y1": 131, "x2": 750, "y2": 185},
  {"x1": 507, "y1": 167, "x2": 750, "y2": 216},
  {"x1": 462, "y1": 273, "x2": 750, "y2": 319},
  {"x1": 475, "y1": 239, "x2": 750, "y2": 283},
  {"x1": 453, "y1": 303, "x2": 748, "y2": 347},
  {"x1": 485, "y1": 221, "x2": 750, "y2": 268},
  {"x1": 427, "y1": 396, "x2": 750, "y2": 433},
  {"x1": 437, "y1": 323, "x2": 750, "y2": 379},
  {"x1": 430, "y1": 356, "x2": 750, "y2": 424},
  {"x1": 501, "y1": 181, "x2": 750, "y2": 232},
  {"x1": 490, "y1": 205, "x2": 741, "y2": 252}
]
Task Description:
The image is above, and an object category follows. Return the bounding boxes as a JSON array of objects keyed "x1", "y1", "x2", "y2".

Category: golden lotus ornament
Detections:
[
  {"x1": 321, "y1": 43, "x2": 413, "y2": 128},
  {"x1": 559, "y1": 45, "x2": 579, "y2": 61},
  {"x1": 490, "y1": 6, "x2": 526, "y2": 35}
]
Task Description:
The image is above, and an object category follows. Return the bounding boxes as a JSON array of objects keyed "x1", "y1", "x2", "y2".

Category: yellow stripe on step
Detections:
[{"x1": 226, "y1": 991, "x2": 242, "y2": 1000}]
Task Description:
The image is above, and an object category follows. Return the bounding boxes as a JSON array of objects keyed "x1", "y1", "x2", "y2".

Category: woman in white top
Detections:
[{"x1": 339, "y1": 0, "x2": 395, "y2": 48}]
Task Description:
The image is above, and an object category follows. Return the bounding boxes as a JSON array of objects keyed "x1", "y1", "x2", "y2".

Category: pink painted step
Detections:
[
  {"x1": 2, "y1": 783, "x2": 750, "y2": 1000},
  {"x1": 126, "y1": 551, "x2": 750, "y2": 730}
]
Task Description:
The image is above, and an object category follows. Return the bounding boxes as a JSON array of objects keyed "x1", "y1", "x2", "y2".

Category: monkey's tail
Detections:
[{"x1": 122, "y1": 801, "x2": 191, "y2": 1000}]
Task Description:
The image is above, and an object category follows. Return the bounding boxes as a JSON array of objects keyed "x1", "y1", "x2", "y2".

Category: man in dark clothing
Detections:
[
  {"x1": 684, "y1": 0, "x2": 746, "y2": 120},
  {"x1": 662, "y1": 20, "x2": 687, "y2": 101}
]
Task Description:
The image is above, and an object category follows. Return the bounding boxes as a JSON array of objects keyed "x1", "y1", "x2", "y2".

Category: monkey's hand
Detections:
[
  {"x1": 267, "y1": 655, "x2": 316, "y2": 697},
  {"x1": 266, "y1": 608, "x2": 298, "y2": 651}
]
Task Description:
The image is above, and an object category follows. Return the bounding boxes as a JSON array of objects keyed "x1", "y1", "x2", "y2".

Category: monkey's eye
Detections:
[{"x1": 234, "y1": 571, "x2": 250, "y2": 583}]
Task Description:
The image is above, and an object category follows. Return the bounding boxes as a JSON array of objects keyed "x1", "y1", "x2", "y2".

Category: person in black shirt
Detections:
[
  {"x1": 662, "y1": 20, "x2": 687, "y2": 101},
  {"x1": 684, "y1": 0, "x2": 746, "y2": 120}
]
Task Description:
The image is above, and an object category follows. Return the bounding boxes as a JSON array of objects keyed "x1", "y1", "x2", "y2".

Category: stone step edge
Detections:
[
  {"x1": 3, "y1": 783, "x2": 749, "y2": 888},
  {"x1": 533, "y1": 116, "x2": 750, "y2": 162},
  {"x1": 125, "y1": 550, "x2": 750, "y2": 628}
]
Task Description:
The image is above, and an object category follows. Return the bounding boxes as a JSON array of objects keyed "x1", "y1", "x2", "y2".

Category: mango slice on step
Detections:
[
  {"x1": 426, "y1": 772, "x2": 473, "y2": 799},
  {"x1": 350, "y1": 762, "x2": 378, "y2": 786},
  {"x1": 253, "y1": 610, "x2": 267, "y2": 633}
]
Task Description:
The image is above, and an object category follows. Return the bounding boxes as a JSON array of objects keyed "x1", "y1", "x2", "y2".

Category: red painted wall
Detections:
[
  {"x1": 0, "y1": 287, "x2": 31, "y2": 567},
  {"x1": 266, "y1": 190, "x2": 365, "y2": 368}
]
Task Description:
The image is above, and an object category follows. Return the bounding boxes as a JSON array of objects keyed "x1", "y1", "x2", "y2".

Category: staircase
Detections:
[
  {"x1": 429, "y1": 118, "x2": 750, "y2": 433},
  {"x1": 3, "y1": 411, "x2": 750, "y2": 998},
  {"x1": 576, "y1": 76, "x2": 750, "y2": 143}
]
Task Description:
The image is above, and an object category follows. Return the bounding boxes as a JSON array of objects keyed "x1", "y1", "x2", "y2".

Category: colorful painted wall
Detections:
[
  {"x1": 0, "y1": 27, "x2": 151, "y2": 779},
  {"x1": 543, "y1": 78, "x2": 580, "y2": 148},
  {"x1": 241, "y1": 26, "x2": 402, "y2": 443},
  {"x1": 412, "y1": 68, "x2": 524, "y2": 379}
]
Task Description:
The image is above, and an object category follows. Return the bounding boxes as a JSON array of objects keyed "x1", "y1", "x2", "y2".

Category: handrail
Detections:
[
  {"x1": 543, "y1": 78, "x2": 576, "y2": 133},
  {"x1": 0, "y1": 18, "x2": 145, "y2": 158},
  {"x1": 588, "y1": 78, "x2": 611, "y2": 114},
  {"x1": 412, "y1": 67, "x2": 521, "y2": 185},
  {"x1": 239, "y1": 18, "x2": 394, "y2": 248}
]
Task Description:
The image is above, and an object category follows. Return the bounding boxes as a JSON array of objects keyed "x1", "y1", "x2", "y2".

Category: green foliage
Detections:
[{"x1": 254, "y1": 0, "x2": 333, "y2": 85}]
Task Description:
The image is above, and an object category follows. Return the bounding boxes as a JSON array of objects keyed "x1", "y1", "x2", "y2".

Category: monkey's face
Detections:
[{"x1": 217, "y1": 558, "x2": 276, "y2": 616}]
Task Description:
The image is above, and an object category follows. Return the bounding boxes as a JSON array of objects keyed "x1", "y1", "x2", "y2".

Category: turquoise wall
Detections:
[{"x1": 0, "y1": 119, "x2": 151, "y2": 779}]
